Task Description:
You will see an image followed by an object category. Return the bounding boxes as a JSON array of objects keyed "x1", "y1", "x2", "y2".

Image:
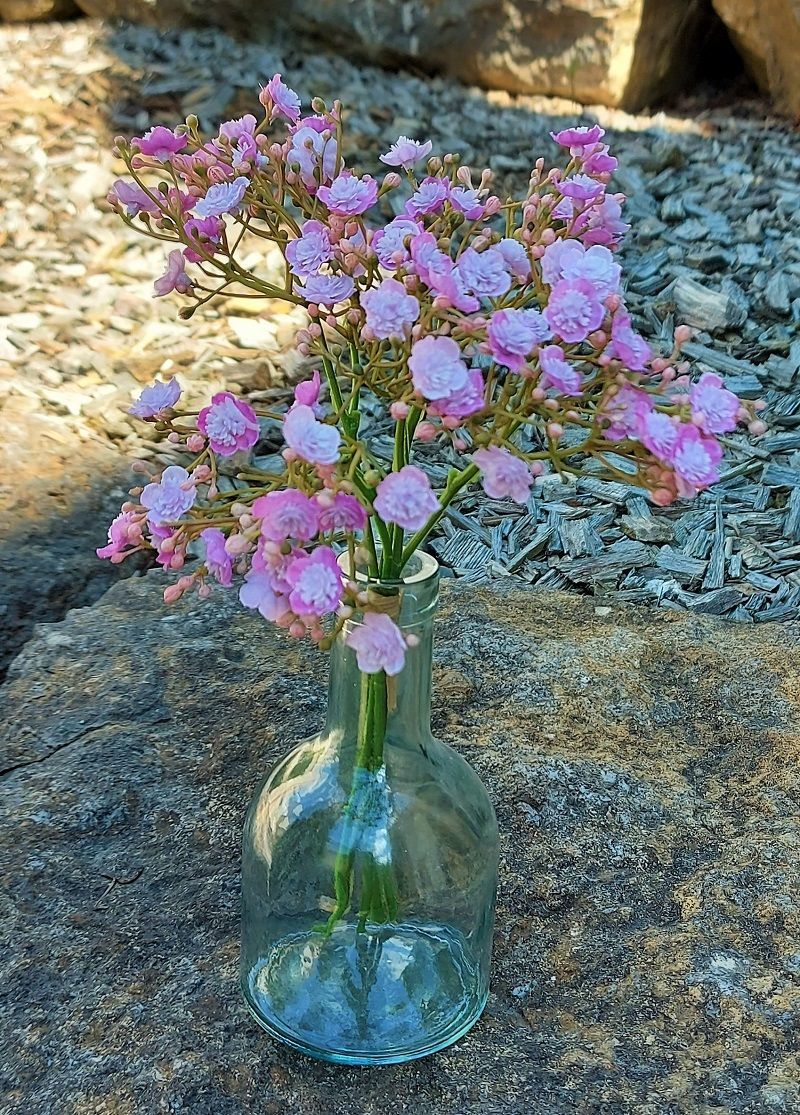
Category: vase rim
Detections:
[{"x1": 336, "y1": 548, "x2": 439, "y2": 588}]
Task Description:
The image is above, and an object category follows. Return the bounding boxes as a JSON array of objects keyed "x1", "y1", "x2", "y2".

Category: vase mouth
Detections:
[{"x1": 336, "y1": 548, "x2": 439, "y2": 589}]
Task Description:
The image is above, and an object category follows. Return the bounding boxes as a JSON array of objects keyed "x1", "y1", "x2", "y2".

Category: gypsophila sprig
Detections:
[{"x1": 99, "y1": 84, "x2": 767, "y2": 673}]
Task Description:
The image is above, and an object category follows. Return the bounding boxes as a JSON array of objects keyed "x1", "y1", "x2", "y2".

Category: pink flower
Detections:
[
  {"x1": 316, "y1": 491, "x2": 367, "y2": 533},
  {"x1": 544, "y1": 240, "x2": 620, "y2": 298},
  {"x1": 262, "y1": 73, "x2": 301, "y2": 122},
  {"x1": 457, "y1": 247, "x2": 511, "y2": 300},
  {"x1": 405, "y1": 177, "x2": 449, "y2": 218},
  {"x1": 473, "y1": 446, "x2": 532, "y2": 503},
  {"x1": 140, "y1": 465, "x2": 196, "y2": 524},
  {"x1": 602, "y1": 384, "x2": 653, "y2": 441},
  {"x1": 672, "y1": 425, "x2": 723, "y2": 497},
  {"x1": 201, "y1": 527, "x2": 233, "y2": 586},
  {"x1": 583, "y1": 146, "x2": 618, "y2": 176},
  {"x1": 640, "y1": 410, "x2": 680, "y2": 460},
  {"x1": 449, "y1": 186, "x2": 484, "y2": 220},
  {"x1": 550, "y1": 124, "x2": 605, "y2": 151},
  {"x1": 153, "y1": 249, "x2": 191, "y2": 297},
  {"x1": 218, "y1": 114, "x2": 259, "y2": 167},
  {"x1": 371, "y1": 217, "x2": 421, "y2": 268},
  {"x1": 134, "y1": 126, "x2": 187, "y2": 161},
  {"x1": 285, "y1": 219, "x2": 333, "y2": 278},
  {"x1": 283, "y1": 404, "x2": 341, "y2": 465},
  {"x1": 496, "y1": 238, "x2": 531, "y2": 282},
  {"x1": 581, "y1": 196, "x2": 629, "y2": 247},
  {"x1": 96, "y1": 510, "x2": 143, "y2": 560},
  {"x1": 539, "y1": 345, "x2": 582, "y2": 395},
  {"x1": 317, "y1": 172, "x2": 378, "y2": 216},
  {"x1": 543, "y1": 278, "x2": 605, "y2": 344},
  {"x1": 558, "y1": 174, "x2": 605, "y2": 203},
  {"x1": 608, "y1": 309, "x2": 651, "y2": 371},
  {"x1": 361, "y1": 278, "x2": 420, "y2": 340},
  {"x1": 252, "y1": 544, "x2": 297, "y2": 594},
  {"x1": 487, "y1": 309, "x2": 550, "y2": 372},
  {"x1": 239, "y1": 570, "x2": 289, "y2": 620},
  {"x1": 129, "y1": 376, "x2": 181, "y2": 418},
  {"x1": 346, "y1": 612, "x2": 407, "y2": 675},
  {"x1": 428, "y1": 368, "x2": 485, "y2": 420},
  {"x1": 689, "y1": 373, "x2": 739, "y2": 435},
  {"x1": 183, "y1": 215, "x2": 224, "y2": 262},
  {"x1": 295, "y1": 274, "x2": 355, "y2": 307},
  {"x1": 286, "y1": 546, "x2": 343, "y2": 614},
  {"x1": 380, "y1": 136, "x2": 433, "y2": 170},
  {"x1": 408, "y1": 335, "x2": 469, "y2": 400},
  {"x1": 374, "y1": 465, "x2": 439, "y2": 531},
  {"x1": 286, "y1": 117, "x2": 338, "y2": 189},
  {"x1": 541, "y1": 238, "x2": 585, "y2": 286},
  {"x1": 293, "y1": 369, "x2": 322, "y2": 411},
  {"x1": 110, "y1": 179, "x2": 159, "y2": 216},
  {"x1": 195, "y1": 176, "x2": 249, "y2": 218},
  {"x1": 198, "y1": 392, "x2": 260, "y2": 456},
  {"x1": 253, "y1": 489, "x2": 320, "y2": 543}
]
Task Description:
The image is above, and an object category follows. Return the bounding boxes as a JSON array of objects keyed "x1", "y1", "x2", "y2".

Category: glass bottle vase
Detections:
[{"x1": 240, "y1": 551, "x2": 499, "y2": 1064}]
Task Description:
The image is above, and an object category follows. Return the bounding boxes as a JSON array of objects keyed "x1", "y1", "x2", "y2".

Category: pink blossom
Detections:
[
  {"x1": 558, "y1": 174, "x2": 605, "y2": 203},
  {"x1": 541, "y1": 238, "x2": 584, "y2": 286},
  {"x1": 134, "y1": 126, "x2": 187, "y2": 161},
  {"x1": 239, "y1": 570, "x2": 289, "y2": 620},
  {"x1": 96, "y1": 510, "x2": 143, "y2": 560},
  {"x1": 286, "y1": 546, "x2": 343, "y2": 614},
  {"x1": 110, "y1": 179, "x2": 159, "y2": 216},
  {"x1": 640, "y1": 410, "x2": 680, "y2": 460},
  {"x1": 428, "y1": 368, "x2": 485, "y2": 420},
  {"x1": 689, "y1": 373, "x2": 739, "y2": 435},
  {"x1": 409, "y1": 236, "x2": 477, "y2": 311},
  {"x1": 539, "y1": 345, "x2": 582, "y2": 395},
  {"x1": 195, "y1": 175, "x2": 249, "y2": 218},
  {"x1": 371, "y1": 217, "x2": 421, "y2": 268},
  {"x1": 449, "y1": 186, "x2": 485, "y2": 220},
  {"x1": 218, "y1": 114, "x2": 259, "y2": 167},
  {"x1": 183, "y1": 215, "x2": 224, "y2": 262},
  {"x1": 140, "y1": 465, "x2": 196, "y2": 524},
  {"x1": 473, "y1": 446, "x2": 532, "y2": 503},
  {"x1": 544, "y1": 278, "x2": 605, "y2": 344},
  {"x1": 316, "y1": 491, "x2": 367, "y2": 533},
  {"x1": 608, "y1": 309, "x2": 651, "y2": 371},
  {"x1": 295, "y1": 274, "x2": 355, "y2": 307},
  {"x1": 405, "y1": 177, "x2": 449, "y2": 218},
  {"x1": 672, "y1": 425, "x2": 723, "y2": 497},
  {"x1": 346, "y1": 612, "x2": 407, "y2": 675},
  {"x1": 286, "y1": 117, "x2": 338, "y2": 189},
  {"x1": 198, "y1": 392, "x2": 260, "y2": 456},
  {"x1": 602, "y1": 385, "x2": 653, "y2": 441},
  {"x1": 496, "y1": 238, "x2": 531, "y2": 282},
  {"x1": 374, "y1": 465, "x2": 439, "y2": 531},
  {"x1": 317, "y1": 172, "x2": 378, "y2": 216},
  {"x1": 550, "y1": 124, "x2": 605, "y2": 151},
  {"x1": 285, "y1": 219, "x2": 333, "y2": 278},
  {"x1": 544, "y1": 241, "x2": 620, "y2": 298},
  {"x1": 283, "y1": 404, "x2": 341, "y2": 465},
  {"x1": 262, "y1": 73, "x2": 301, "y2": 122},
  {"x1": 129, "y1": 376, "x2": 181, "y2": 418},
  {"x1": 487, "y1": 308, "x2": 550, "y2": 372},
  {"x1": 583, "y1": 146, "x2": 618, "y2": 176},
  {"x1": 153, "y1": 249, "x2": 191, "y2": 297},
  {"x1": 379, "y1": 136, "x2": 433, "y2": 170},
  {"x1": 457, "y1": 247, "x2": 511, "y2": 300},
  {"x1": 293, "y1": 369, "x2": 321, "y2": 411},
  {"x1": 581, "y1": 196, "x2": 629, "y2": 247},
  {"x1": 361, "y1": 278, "x2": 420, "y2": 340},
  {"x1": 201, "y1": 527, "x2": 233, "y2": 586},
  {"x1": 253, "y1": 489, "x2": 320, "y2": 543},
  {"x1": 408, "y1": 335, "x2": 469, "y2": 400},
  {"x1": 252, "y1": 544, "x2": 297, "y2": 595}
]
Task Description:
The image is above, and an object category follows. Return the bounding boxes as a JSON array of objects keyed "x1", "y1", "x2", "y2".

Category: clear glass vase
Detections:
[{"x1": 240, "y1": 550, "x2": 499, "y2": 1064}]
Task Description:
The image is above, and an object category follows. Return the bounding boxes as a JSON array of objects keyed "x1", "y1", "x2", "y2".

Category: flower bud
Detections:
[
  {"x1": 414, "y1": 422, "x2": 436, "y2": 442},
  {"x1": 390, "y1": 401, "x2": 410, "y2": 420},
  {"x1": 363, "y1": 469, "x2": 381, "y2": 488}
]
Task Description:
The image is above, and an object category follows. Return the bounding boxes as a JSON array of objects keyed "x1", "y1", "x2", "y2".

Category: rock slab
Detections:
[
  {"x1": 72, "y1": 0, "x2": 715, "y2": 111},
  {"x1": 2, "y1": 574, "x2": 800, "y2": 1113},
  {"x1": 713, "y1": 0, "x2": 800, "y2": 116}
]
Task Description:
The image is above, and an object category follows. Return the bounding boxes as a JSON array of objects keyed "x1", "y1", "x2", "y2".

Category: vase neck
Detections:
[{"x1": 324, "y1": 551, "x2": 439, "y2": 747}]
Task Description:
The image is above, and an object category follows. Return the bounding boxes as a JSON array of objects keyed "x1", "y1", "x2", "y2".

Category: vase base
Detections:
[{"x1": 242, "y1": 921, "x2": 488, "y2": 1065}]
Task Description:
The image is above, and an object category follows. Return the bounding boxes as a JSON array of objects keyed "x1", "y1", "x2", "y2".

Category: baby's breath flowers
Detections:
[{"x1": 99, "y1": 77, "x2": 765, "y2": 673}]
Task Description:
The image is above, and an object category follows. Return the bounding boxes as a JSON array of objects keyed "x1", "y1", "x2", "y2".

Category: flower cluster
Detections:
[{"x1": 100, "y1": 84, "x2": 765, "y2": 674}]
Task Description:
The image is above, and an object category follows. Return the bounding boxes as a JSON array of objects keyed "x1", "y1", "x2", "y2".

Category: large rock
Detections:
[
  {"x1": 712, "y1": 0, "x2": 800, "y2": 116},
  {"x1": 0, "y1": 0, "x2": 78, "y2": 19},
  {"x1": 3, "y1": 573, "x2": 800, "y2": 1112},
  {"x1": 73, "y1": 0, "x2": 714, "y2": 111}
]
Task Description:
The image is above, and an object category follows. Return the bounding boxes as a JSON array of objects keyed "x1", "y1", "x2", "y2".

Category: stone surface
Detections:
[
  {"x1": 3, "y1": 574, "x2": 800, "y2": 1112},
  {"x1": 713, "y1": 0, "x2": 800, "y2": 117},
  {"x1": 0, "y1": 0, "x2": 77, "y2": 19},
  {"x1": 71, "y1": 0, "x2": 715, "y2": 111}
]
